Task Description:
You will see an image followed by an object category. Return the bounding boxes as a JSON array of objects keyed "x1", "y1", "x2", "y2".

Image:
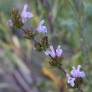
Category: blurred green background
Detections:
[{"x1": 0, "y1": 0, "x2": 92, "y2": 92}]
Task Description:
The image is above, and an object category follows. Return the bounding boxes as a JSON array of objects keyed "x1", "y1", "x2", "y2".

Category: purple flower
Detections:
[
  {"x1": 71, "y1": 65, "x2": 86, "y2": 78},
  {"x1": 56, "y1": 45, "x2": 63, "y2": 57},
  {"x1": 66, "y1": 65, "x2": 85, "y2": 87},
  {"x1": 44, "y1": 45, "x2": 63, "y2": 58},
  {"x1": 21, "y1": 4, "x2": 33, "y2": 23},
  {"x1": 44, "y1": 45, "x2": 55, "y2": 57},
  {"x1": 66, "y1": 73, "x2": 75, "y2": 87},
  {"x1": 37, "y1": 20, "x2": 47, "y2": 33}
]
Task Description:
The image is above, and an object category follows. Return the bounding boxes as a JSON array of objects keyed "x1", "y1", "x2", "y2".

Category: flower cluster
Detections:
[
  {"x1": 66, "y1": 65, "x2": 85, "y2": 87},
  {"x1": 7, "y1": 4, "x2": 33, "y2": 28},
  {"x1": 44, "y1": 45, "x2": 63, "y2": 67},
  {"x1": 44, "y1": 45, "x2": 63, "y2": 58}
]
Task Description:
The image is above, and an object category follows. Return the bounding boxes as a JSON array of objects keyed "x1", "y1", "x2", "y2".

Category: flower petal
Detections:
[
  {"x1": 37, "y1": 20, "x2": 47, "y2": 33},
  {"x1": 56, "y1": 45, "x2": 63, "y2": 57}
]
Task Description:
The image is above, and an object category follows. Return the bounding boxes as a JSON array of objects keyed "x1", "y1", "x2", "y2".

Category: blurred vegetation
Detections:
[{"x1": 0, "y1": 0, "x2": 92, "y2": 92}]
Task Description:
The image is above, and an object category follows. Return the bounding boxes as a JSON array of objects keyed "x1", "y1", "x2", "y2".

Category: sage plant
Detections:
[{"x1": 7, "y1": 3, "x2": 86, "y2": 92}]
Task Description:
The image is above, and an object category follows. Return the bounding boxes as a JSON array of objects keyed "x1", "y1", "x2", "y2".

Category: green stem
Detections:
[{"x1": 58, "y1": 66, "x2": 66, "y2": 77}]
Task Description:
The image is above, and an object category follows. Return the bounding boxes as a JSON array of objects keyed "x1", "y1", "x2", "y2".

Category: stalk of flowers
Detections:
[
  {"x1": 7, "y1": 4, "x2": 33, "y2": 29},
  {"x1": 66, "y1": 65, "x2": 85, "y2": 88},
  {"x1": 44, "y1": 45, "x2": 63, "y2": 67},
  {"x1": 22, "y1": 19, "x2": 48, "y2": 51},
  {"x1": 6, "y1": 2, "x2": 87, "y2": 92}
]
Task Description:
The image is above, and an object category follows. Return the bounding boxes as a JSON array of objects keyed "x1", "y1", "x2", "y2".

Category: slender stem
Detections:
[
  {"x1": 48, "y1": 55, "x2": 66, "y2": 77},
  {"x1": 58, "y1": 66, "x2": 66, "y2": 77}
]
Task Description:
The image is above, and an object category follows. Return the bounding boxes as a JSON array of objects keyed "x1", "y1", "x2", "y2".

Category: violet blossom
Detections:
[
  {"x1": 37, "y1": 20, "x2": 47, "y2": 33},
  {"x1": 66, "y1": 65, "x2": 85, "y2": 87},
  {"x1": 66, "y1": 73, "x2": 75, "y2": 87},
  {"x1": 44, "y1": 45, "x2": 63, "y2": 58},
  {"x1": 21, "y1": 4, "x2": 33, "y2": 23},
  {"x1": 71, "y1": 65, "x2": 85, "y2": 78}
]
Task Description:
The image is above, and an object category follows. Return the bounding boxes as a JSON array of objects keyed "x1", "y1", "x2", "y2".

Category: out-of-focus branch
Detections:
[
  {"x1": 73, "y1": 0, "x2": 90, "y2": 63},
  {"x1": 13, "y1": 70, "x2": 33, "y2": 92},
  {"x1": 42, "y1": 67, "x2": 66, "y2": 92}
]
